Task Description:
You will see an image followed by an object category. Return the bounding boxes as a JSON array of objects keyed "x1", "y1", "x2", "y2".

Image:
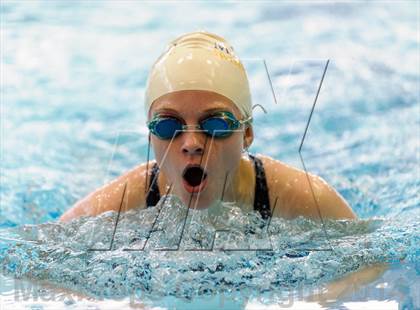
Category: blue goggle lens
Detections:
[
  {"x1": 148, "y1": 112, "x2": 248, "y2": 140},
  {"x1": 154, "y1": 118, "x2": 183, "y2": 139},
  {"x1": 201, "y1": 117, "x2": 231, "y2": 137}
]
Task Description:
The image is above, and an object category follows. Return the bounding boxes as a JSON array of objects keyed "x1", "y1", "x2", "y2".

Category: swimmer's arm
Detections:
[
  {"x1": 307, "y1": 263, "x2": 387, "y2": 304},
  {"x1": 302, "y1": 173, "x2": 357, "y2": 220},
  {"x1": 265, "y1": 158, "x2": 356, "y2": 219},
  {"x1": 59, "y1": 162, "x2": 152, "y2": 222}
]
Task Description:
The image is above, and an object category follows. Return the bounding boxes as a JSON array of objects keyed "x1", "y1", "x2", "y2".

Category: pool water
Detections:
[{"x1": 1, "y1": 1, "x2": 419, "y2": 309}]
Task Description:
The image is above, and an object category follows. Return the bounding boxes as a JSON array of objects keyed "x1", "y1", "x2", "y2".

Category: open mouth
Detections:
[{"x1": 182, "y1": 165, "x2": 208, "y2": 194}]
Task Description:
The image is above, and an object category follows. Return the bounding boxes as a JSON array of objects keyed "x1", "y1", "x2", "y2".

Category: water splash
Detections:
[{"x1": 1, "y1": 196, "x2": 417, "y2": 300}]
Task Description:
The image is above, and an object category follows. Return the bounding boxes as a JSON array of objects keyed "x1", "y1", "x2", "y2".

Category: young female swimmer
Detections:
[{"x1": 60, "y1": 31, "x2": 356, "y2": 222}]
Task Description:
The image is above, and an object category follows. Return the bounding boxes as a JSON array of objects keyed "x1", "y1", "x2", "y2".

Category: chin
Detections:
[{"x1": 180, "y1": 193, "x2": 213, "y2": 210}]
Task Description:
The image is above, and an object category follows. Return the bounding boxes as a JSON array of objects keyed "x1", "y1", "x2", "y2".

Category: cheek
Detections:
[
  {"x1": 151, "y1": 138, "x2": 169, "y2": 164},
  {"x1": 213, "y1": 135, "x2": 243, "y2": 167},
  {"x1": 151, "y1": 138, "x2": 179, "y2": 178}
]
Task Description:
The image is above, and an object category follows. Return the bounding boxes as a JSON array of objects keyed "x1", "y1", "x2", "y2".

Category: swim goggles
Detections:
[{"x1": 147, "y1": 111, "x2": 252, "y2": 140}]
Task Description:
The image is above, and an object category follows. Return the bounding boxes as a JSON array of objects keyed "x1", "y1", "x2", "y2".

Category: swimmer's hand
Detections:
[
  {"x1": 307, "y1": 263, "x2": 387, "y2": 304},
  {"x1": 59, "y1": 162, "x2": 152, "y2": 222}
]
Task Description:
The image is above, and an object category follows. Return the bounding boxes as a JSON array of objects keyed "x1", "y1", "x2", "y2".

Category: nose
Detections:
[{"x1": 180, "y1": 130, "x2": 205, "y2": 155}]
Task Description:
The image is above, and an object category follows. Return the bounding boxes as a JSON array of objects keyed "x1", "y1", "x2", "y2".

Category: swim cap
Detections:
[{"x1": 144, "y1": 31, "x2": 252, "y2": 119}]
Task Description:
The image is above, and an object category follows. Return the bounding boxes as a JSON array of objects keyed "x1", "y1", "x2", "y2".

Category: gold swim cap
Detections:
[{"x1": 144, "y1": 31, "x2": 252, "y2": 118}]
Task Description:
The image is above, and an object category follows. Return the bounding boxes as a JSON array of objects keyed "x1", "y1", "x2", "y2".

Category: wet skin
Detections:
[
  {"x1": 147, "y1": 90, "x2": 254, "y2": 210},
  {"x1": 60, "y1": 90, "x2": 356, "y2": 222}
]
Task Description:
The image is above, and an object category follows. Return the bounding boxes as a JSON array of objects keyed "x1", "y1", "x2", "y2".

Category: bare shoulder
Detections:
[
  {"x1": 60, "y1": 160, "x2": 157, "y2": 222},
  {"x1": 258, "y1": 154, "x2": 356, "y2": 220},
  {"x1": 123, "y1": 160, "x2": 157, "y2": 190},
  {"x1": 117, "y1": 160, "x2": 159, "y2": 208}
]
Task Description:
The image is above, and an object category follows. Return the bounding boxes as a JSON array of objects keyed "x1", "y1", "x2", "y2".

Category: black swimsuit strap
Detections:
[
  {"x1": 145, "y1": 155, "x2": 272, "y2": 219},
  {"x1": 248, "y1": 154, "x2": 272, "y2": 220},
  {"x1": 146, "y1": 162, "x2": 161, "y2": 207}
]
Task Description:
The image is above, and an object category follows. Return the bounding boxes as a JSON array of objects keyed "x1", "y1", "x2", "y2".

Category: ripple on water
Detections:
[{"x1": 0, "y1": 195, "x2": 417, "y2": 300}]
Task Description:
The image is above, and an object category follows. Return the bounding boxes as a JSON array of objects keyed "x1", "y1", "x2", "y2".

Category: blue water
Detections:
[{"x1": 1, "y1": 1, "x2": 419, "y2": 309}]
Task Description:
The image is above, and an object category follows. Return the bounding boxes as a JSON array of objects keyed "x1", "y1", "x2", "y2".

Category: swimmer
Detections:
[{"x1": 60, "y1": 31, "x2": 356, "y2": 222}]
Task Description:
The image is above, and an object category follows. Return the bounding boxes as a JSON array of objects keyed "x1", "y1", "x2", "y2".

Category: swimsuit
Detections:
[{"x1": 145, "y1": 154, "x2": 272, "y2": 219}]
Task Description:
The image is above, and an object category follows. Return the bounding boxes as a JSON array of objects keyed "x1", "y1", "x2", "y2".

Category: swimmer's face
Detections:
[{"x1": 148, "y1": 90, "x2": 253, "y2": 209}]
